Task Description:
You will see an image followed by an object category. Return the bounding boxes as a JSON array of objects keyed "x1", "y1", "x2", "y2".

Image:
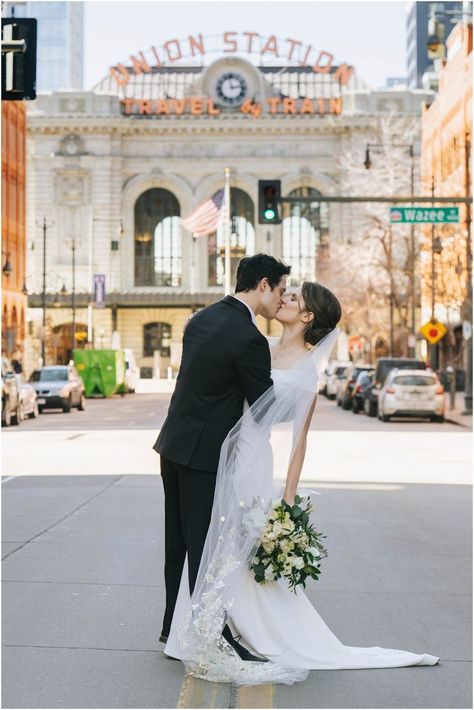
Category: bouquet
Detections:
[{"x1": 249, "y1": 495, "x2": 327, "y2": 593}]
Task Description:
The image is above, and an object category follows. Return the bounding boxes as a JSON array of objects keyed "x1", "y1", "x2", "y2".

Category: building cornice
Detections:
[{"x1": 26, "y1": 113, "x2": 386, "y2": 138}]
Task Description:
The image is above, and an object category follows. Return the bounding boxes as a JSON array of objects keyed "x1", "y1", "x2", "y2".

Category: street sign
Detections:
[
  {"x1": 419, "y1": 319, "x2": 448, "y2": 345},
  {"x1": 390, "y1": 207, "x2": 459, "y2": 223}
]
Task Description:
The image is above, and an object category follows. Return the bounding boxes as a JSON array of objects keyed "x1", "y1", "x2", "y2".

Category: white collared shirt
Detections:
[{"x1": 231, "y1": 295, "x2": 257, "y2": 325}]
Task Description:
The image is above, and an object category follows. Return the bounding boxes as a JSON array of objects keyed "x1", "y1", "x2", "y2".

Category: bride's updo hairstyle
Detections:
[{"x1": 301, "y1": 282, "x2": 342, "y2": 346}]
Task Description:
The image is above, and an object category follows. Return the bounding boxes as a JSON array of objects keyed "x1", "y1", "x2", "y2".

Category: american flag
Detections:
[{"x1": 182, "y1": 189, "x2": 226, "y2": 237}]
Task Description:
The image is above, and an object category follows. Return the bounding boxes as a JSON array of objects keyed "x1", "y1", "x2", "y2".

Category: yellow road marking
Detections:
[
  {"x1": 237, "y1": 684, "x2": 274, "y2": 708},
  {"x1": 177, "y1": 675, "x2": 219, "y2": 708}
]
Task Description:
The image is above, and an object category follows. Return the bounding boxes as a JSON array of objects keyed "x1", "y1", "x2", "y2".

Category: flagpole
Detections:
[{"x1": 224, "y1": 167, "x2": 231, "y2": 296}]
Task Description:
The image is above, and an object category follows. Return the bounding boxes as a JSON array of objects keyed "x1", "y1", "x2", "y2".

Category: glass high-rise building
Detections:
[
  {"x1": 2, "y1": 1, "x2": 83, "y2": 91},
  {"x1": 406, "y1": 1, "x2": 465, "y2": 88}
]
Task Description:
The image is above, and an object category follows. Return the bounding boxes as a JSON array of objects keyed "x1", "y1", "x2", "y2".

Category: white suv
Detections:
[{"x1": 378, "y1": 369, "x2": 445, "y2": 423}]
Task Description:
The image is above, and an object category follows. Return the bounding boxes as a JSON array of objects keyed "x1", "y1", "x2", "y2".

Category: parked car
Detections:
[
  {"x1": 318, "y1": 367, "x2": 329, "y2": 395},
  {"x1": 352, "y1": 370, "x2": 374, "y2": 413},
  {"x1": 124, "y1": 348, "x2": 139, "y2": 393},
  {"x1": 15, "y1": 374, "x2": 39, "y2": 419},
  {"x1": 326, "y1": 361, "x2": 352, "y2": 400},
  {"x1": 1, "y1": 357, "x2": 21, "y2": 426},
  {"x1": 335, "y1": 366, "x2": 351, "y2": 406},
  {"x1": 339, "y1": 364, "x2": 374, "y2": 410},
  {"x1": 30, "y1": 365, "x2": 86, "y2": 413},
  {"x1": 378, "y1": 369, "x2": 445, "y2": 422},
  {"x1": 365, "y1": 357, "x2": 427, "y2": 417}
]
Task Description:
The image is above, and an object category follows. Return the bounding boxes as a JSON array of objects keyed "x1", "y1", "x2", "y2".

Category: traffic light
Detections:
[
  {"x1": 1, "y1": 18, "x2": 37, "y2": 101},
  {"x1": 258, "y1": 180, "x2": 281, "y2": 224}
]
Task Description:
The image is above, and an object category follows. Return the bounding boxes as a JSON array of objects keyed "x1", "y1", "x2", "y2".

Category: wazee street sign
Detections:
[{"x1": 419, "y1": 319, "x2": 448, "y2": 345}]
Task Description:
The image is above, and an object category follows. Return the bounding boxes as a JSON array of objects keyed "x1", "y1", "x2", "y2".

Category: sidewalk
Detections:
[
  {"x1": 444, "y1": 392, "x2": 473, "y2": 429},
  {"x1": 2, "y1": 474, "x2": 472, "y2": 708}
]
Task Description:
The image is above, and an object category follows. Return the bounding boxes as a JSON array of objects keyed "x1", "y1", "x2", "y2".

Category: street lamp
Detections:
[
  {"x1": 364, "y1": 143, "x2": 417, "y2": 356},
  {"x1": 65, "y1": 237, "x2": 80, "y2": 356},
  {"x1": 35, "y1": 217, "x2": 54, "y2": 365},
  {"x1": 425, "y1": 2, "x2": 473, "y2": 56}
]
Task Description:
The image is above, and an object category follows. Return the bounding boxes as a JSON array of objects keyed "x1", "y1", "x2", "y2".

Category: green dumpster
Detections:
[{"x1": 73, "y1": 350, "x2": 126, "y2": 398}]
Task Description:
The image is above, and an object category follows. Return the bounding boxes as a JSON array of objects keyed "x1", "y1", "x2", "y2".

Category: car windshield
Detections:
[
  {"x1": 31, "y1": 369, "x2": 68, "y2": 382},
  {"x1": 393, "y1": 375, "x2": 437, "y2": 386},
  {"x1": 335, "y1": 366, "x2": 346, "y2": 375}
]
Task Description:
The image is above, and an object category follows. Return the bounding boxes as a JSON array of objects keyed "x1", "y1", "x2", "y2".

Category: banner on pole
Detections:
[{"x1": 93, "y1": 274, "x2": 106, "y2": 308}]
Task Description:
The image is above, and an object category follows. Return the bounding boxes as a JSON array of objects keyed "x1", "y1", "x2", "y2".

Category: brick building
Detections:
[
  {"x1": 421, "y1": 21, "x2": 472, "y2": 376},
  {"x1": 2, "y1": 100, "x2": 27, "y2": 368}
]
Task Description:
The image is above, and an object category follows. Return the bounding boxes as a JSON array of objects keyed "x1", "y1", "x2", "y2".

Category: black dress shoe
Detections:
[
  {"x1": 222, "y1": 625, "x2": 268, "y2": 663},
  {"x1": 159, "y1": 634, "x2": 168, "y2": 644}
]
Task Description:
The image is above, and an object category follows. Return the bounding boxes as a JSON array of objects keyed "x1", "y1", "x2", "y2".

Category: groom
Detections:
[{"x1": 154, "y1": 253, "x2": 291, "y2": 658}]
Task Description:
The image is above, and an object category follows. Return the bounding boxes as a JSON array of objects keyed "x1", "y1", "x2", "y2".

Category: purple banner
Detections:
[{"x1": 93, "y1": 274, "x2": 106, "y2": 308}]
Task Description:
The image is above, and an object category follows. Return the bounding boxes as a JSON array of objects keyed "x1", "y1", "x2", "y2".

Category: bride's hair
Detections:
[{"x1": 300, "y1": 282, "x2": 342, "y2": 346}]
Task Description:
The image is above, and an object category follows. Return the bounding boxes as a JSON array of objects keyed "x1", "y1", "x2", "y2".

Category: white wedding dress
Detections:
[{"x1": 164, "y1": 365, "x2": 439, "y2": 683}]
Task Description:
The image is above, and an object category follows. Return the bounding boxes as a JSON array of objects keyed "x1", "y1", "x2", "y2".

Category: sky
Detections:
[{"x1": 84, "y1": 0, "x2": 409, "y2": 91}]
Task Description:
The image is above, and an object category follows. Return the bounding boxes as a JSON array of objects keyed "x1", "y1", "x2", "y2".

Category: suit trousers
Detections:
[{"x1": 160, "y1": 455, "x2": 217, "y2": 637}]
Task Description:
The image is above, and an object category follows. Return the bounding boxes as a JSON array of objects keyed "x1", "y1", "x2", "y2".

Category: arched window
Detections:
[
  {"x1": 135, "y1": 189, "x2": 181, "y2": 287},
  {"x1": 208, "y1": 188, "x2": 255, "y2": 287},
  {"x1": 282, "y1": 187, "x2": 329, "y2": 285},
  {"x1": 143, "y1": 322, "x2": 171, "y2": 357}
]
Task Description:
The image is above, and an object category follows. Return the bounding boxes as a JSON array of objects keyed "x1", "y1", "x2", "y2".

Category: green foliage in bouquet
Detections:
[{"x1": 249, "y1": 495, "x2": 328, "y2": 593}]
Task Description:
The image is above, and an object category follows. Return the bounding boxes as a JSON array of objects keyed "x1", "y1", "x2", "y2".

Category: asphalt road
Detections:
[
  {"x1": 3, "y1": 394, "x2": 470, "y2": 482},
  {"x1": 2, "y1": 474, "x2": 472, "y2": 709},
  {"x1": 5, "y1": 392, "x2": 465, "y2": 432}
]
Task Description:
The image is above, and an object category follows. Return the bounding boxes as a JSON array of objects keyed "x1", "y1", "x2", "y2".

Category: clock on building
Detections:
[{"x1": 215, "y1": 72, "x2": 248, "y2": 106}]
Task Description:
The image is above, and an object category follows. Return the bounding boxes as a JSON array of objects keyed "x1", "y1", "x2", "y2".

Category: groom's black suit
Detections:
[{"x1": 153, "y1": 295, "x2": 273, "y2": 637}]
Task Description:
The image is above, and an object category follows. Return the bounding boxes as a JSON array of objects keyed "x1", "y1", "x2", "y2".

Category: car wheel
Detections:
[
  {"x1": 78, "y1": 394, "x2": 86, "y2": 411},
  {"x1": 431, "y1": 415, "x2": 445, "y2": 423},
  {"x1": 342, "y1": 399, "x2": 351, "y2": 411},
  {"x1": 327, "y1": 394, "x2": 335, "y2": 401},
  {"x1": 353, "y1": 405, "x2": 359, "y2": 414},
  {"x1": 38, "y1": 406, "x2": 44, "y2": 414},
  {"x1": 2, "y1": 399, "x2": 11, "y2": 426},
  {"x1": 382, "y1": 414, "x2": 391, "y2": 422},
  {"x1": 62, "y1": 396, "x2": 72, "y2": 413},
  {"x1": 337, "y1": 398, "x2": 341, "y2": 407},
  {"x1": 368, "y1": 401, "x2": 377, "y2": 418}
]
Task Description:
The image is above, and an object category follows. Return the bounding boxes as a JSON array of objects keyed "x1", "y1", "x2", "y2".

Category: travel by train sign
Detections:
[
  {"x1": 120, "y1": 96, "x2": 343, "y2": 117},
  {"x1": 390, "y1": 207, "x2": 460, "y2": 223}
]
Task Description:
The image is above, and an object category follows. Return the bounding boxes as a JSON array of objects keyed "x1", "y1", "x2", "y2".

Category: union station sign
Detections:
[{"x1": 111, "y1": 31, "x2": 353, "y2": 118}]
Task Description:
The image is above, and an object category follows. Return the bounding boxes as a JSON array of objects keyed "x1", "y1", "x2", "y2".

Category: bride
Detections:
[{"x1": 164, "y1": 281, "x2": 439, "y2": 685}]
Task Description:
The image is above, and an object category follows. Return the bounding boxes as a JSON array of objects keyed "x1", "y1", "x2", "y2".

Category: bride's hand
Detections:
[{"x1": 283, "y1": 495, "x2": 295, "y2": 506}]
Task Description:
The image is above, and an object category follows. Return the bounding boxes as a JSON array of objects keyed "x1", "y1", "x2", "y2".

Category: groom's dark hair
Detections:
[{"x1": 235, "y1": 254, "x2": 291, "y2": 292}]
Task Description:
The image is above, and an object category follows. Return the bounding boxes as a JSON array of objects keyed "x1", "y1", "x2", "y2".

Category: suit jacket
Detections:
[{"x1": 153, "y1": 296, "x2": 273, "y2": 472}]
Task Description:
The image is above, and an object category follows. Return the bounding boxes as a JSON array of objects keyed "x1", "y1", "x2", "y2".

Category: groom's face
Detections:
[{"x1": 258, "y1": 276, "x2": 287, "y2": 319}]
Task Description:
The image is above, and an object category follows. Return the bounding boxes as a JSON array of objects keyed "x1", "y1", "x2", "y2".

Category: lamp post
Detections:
[
  {"x1": 35, "y1": 217, "x2": 54, "y2": 364},
  {"x1": 364, "y1": 142, "x2": 417, "y2": 356},
  {"x1": 65, "y1": 237, "x2": 80, "y2": 358}
]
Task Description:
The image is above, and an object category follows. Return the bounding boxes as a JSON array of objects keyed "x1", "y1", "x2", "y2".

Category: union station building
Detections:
[{"x1": 24, "y1": 34, "x2": 432, "y2": 376}]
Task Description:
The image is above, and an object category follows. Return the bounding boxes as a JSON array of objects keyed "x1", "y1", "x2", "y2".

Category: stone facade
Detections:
[{"x1": 25, "y1": 58, "x2": 433, "y2": 375}]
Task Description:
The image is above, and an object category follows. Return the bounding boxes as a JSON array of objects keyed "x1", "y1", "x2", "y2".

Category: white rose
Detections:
[
  {"x1": 264, "y1": 566, "x2": 275, "y2": 581},
  {"x1": 293, "y1": 557, "x2": 305, "y2": 570}
]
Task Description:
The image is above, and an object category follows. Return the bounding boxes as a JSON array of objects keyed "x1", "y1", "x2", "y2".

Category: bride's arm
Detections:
[{"x1": 283, "y1": 396, "x2": 317, "y2": 505}]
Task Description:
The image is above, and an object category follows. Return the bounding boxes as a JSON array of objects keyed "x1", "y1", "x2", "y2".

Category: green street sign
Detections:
[{"x1": 390, "y1": 207, "x2": 460, "y2": 223}]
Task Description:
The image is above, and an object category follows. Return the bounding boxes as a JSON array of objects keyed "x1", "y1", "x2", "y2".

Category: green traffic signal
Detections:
[{"x1": 264, "y1": 207, "x2": 276, "y2": 221}]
